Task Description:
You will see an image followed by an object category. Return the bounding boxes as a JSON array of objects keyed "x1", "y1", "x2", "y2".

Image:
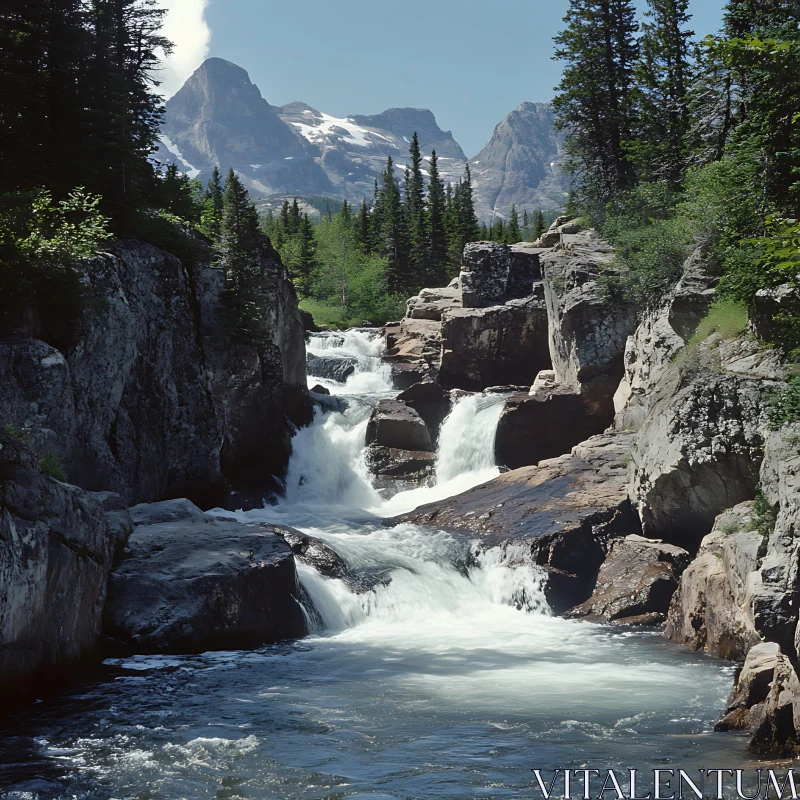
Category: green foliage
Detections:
[
  {"x1": 553, "y1": 0, "x2": 640, "y2": 218},
  {"x1": 0, "y1": 187, "x2": 113, "y2": 330},
  {"x1": 753, "y1": 488, "x2": 778, "y2": 538},
  {"x1": 766, "y1": 376, "x2": 800, "y2": 430},
  {"x1": 672, "y1": 299, "x2": 749, "y2": 368},
  {"x1": 38, "y1": 453, "x2": 66, "y2": 481},
  {"x1": 3, "y1": 424, "x2": 30, "y2": 444}
]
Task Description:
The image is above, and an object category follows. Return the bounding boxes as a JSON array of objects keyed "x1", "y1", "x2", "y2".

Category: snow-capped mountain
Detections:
[
  {"x1": 277, "y1": 102, "x2": 469, "y2": 201},
  {"x1": 157, "y1": 58, "x2": 569, "y2": 219}
]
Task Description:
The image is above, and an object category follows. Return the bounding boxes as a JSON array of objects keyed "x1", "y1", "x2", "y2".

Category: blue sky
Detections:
[{"x1": 176, "y1": 0, "x2": 726, "y2": 158}]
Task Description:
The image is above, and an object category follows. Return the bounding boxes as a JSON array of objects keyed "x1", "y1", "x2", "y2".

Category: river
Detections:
[{"x1": 0, "y1": 330, "x2": 753, "y2": 799}]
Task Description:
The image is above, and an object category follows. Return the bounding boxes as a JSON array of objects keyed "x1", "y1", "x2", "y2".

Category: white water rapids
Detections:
[{"x1": 0, "y1": 328, "x2": 755, "y2": 799}]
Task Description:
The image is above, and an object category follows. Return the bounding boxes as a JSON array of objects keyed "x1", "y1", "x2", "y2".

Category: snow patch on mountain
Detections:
[
  {"x1": 289, "y1": 111, "x2": 391, "y2": 149},
  {"x1": 159, "y1": 135, "x2": 201, "y2": 179}
]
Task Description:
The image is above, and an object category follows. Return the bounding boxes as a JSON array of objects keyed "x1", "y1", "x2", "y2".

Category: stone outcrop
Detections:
[
  {"x1": 0, "y1": 433, "x2": 123, "y2": 691},
  {"x1": 366, "y1": 400, "x2": 434, "y2": 452},
  {"x1": 495, "y1": 371, "x2": 604, "y2": 470},
  {"x1": 439, "y1": 294, "x2": 550, "y2": 390},
  {"x1": 0, "y1": 237, "x2": 308, "y2": 507},
  {"x1": 629, "y1": 336, "x2": 781, "y2": 548},
  {"x1": 566, "y1": 535, "x2": 690, "y2": 625},
  {"x1": 395, "y1": 381, "x2": 451, "y2": 443},
  {"x1": 104, "y1": 499, "x2": 307, "y2": 653},
  {"x1": 401, "y1": 432, "x2": 639, "y2": 611},
  {"x1": 364, "y1": 400, "x2": 436, "y2": 492},
  {"x1": 493, "y1": 229, "x2": 636, "y2": 469},
  {"x1": 385, "y1": 242, "x2": 551, "y2": 391},
  {"x1": 664, "y1": 502, "x2": 763, "y2": 660}
]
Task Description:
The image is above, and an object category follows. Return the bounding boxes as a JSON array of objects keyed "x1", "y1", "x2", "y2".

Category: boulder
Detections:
[
  {"x1": 460, "y1": 242, "x2": 514, "y2": 308},
  {"x1": 533, "y1": 216, "x2": 577, "y2": 248},
  {"x1": 751, "y1": 283, "x2": 800, "y2": 345},
  {"x1": 495, "y1": 372, "x2": 603, "y2": 470},
  {"x1": 438, "y1": 294, "x2": 550, "y2": 390},
  {"x1": 406, "y1": 286, "x2": 462, "y2": 321},
  {"x1": 104, "y1": 500, "x2": 306, "y2": 653},
  {"x1": 401, "y1": 431, "x2": 639, "y2": 611},
  {"x1": 715, "y1": 642, "x2": 782, "y2": 731},
  {"x1": 396, "y1": 381, "x2": 451, "y2": 442},
  {"x1": 716, "y1": 642, "x2": 800, "y2": 758},
  {"x1": 365, "y1": 445, "x2": 436, "y2": 491},
  {"x1": 459, "y1": 241, "x2": 544, "y2": 309},
  {"x1": 382, "y1": 317, "x2": 442, "y2": 389},
  {"x1": 365, "y1": 400, "x2": 434, "y2": 452},
  {"x1": 0, "y1": 433, "x2": 118, "y2": 692},
  {"x1": 566, "y1": 535, "x2": 690, "y2": 625},
  {"x1": 306, "y1": 352, "x2": 357, "y2": 383},
  {"x1": 310, "y1": 384, "x2": 330, "y2": 395},
  {"x1": 664, "y1": 502, "x2": 762, "y2": 660}
]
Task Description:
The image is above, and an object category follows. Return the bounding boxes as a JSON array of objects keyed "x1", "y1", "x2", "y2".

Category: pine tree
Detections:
[
  {"x1": 289, "y1": 198, "x2": 301, "y2": 234},
  {"x1": 355, "y1": 199, "x2": 372, "y2": 254},
  {"x1": 425, "y1": 150, "x2": 448, "y2": 285},
  {"x1": 374, "y1": 156, "x2": 408, "y2": 293},
  {"x1": 553, "y1": 0, "x2": 640, "y2": 217},
  {"x1": 218, "y1": 169, "x2": 264, "y2": 340},
  {"x1": 532, "y1": 209, "x2": 547, "y2": 241},
  {"x1": 199, "y1": 166, "x2": 224, "y2": 238},
  {"x1": 295, "y1": 213, "x2": 318, "y2": 295},
  {"x1": 404, "y1": 132, "x2": 427, "y2": 286},
  {"x1": 632, "y1": 0, "x2": 694, "y2": 185},
  {"x1": 507, "y1": 204, "x2": 522, "y2": 243}
]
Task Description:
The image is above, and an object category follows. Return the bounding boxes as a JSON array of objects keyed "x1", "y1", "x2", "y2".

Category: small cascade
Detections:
[{"x1": 250, "y1": 327, "x2": 538, "y2": 636}]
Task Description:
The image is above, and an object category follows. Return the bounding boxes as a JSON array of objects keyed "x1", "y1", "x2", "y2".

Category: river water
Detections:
[{"x1": 0, "y1": 330, "x2": 753, "y2": 799}]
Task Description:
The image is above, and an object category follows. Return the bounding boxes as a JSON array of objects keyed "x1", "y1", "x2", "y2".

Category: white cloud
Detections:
[{"x1": 157, "y1": 0, "x2": 211, "y2": 98}]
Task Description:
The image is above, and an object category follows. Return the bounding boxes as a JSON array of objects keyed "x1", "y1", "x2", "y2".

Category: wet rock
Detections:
[
  {"x1": 664, "y1": 502, "x2": 762, "y2": 660},
  {"x1": 495, "y1": 373, "x2": 602, "y2": 470},
  {"x1": 365, "y1": 445, "x2": 436, "y2": 493},
  {"x1": 566, "y1": 535, "x2": 690, "y2": 625},
  {"x1": 366, "y1": 400, "x2": 434, "y2": 452},
  {"x1": 279, "y1": 528, "x2": 350, "y2": 581},
  {"x1": 310, "y1": 384, "x2": 330, "y2": 395},
  {"x1": 402, "y1": 431, "x2": 639, "y2": 611},
  {"x1": 438, "y1": 294, "x2": 550, "y2": 391},
  {"x1": 382, "y1": 318, "x2": 442, "y2": 389},
  {"x1": 104, "y1": 500, "x2": 306, "y2": 654},
  {"x1": 396, "y1": 381, "x2": 451, "y2": 443},
  {"x1": 716, "y1": 642, "x2": 782, "y2": 732},
  {"x1": 0, "y1": 433, "x2": 116, "y2": 692},
  {"x1": 306, "y1": 352, "x2": 357, "y2": 383}
]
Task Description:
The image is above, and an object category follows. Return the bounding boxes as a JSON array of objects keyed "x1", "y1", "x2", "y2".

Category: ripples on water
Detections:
[{"x1": 0, "y1": 330, "x2": 755, "y2": 799}]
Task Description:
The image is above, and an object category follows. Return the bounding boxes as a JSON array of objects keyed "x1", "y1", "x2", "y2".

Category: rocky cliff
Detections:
[
  {"x1": 0, "y1": 237, "x2": 308, "y2": 507},
  {"x1": 469, "y1": 102, "x2": 568, "y2": 223}
]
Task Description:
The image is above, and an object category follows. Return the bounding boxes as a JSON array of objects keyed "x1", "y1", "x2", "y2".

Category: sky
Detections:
[{"x1": 159, "y1": 0, "x2": 727, "y2": 158}]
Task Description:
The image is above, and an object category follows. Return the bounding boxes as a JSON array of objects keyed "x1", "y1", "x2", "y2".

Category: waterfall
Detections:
[
  {"x1": 436, "y1": 392, "x2": 507, "y2": 483},
  {"x1": 232, "y1": 327, "x2": 544, "y2": 636}
]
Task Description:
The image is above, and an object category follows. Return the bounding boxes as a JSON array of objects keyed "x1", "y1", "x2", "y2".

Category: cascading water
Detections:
[{"x1": 0, "y1": 327, "x2": 753, "y2": 799}]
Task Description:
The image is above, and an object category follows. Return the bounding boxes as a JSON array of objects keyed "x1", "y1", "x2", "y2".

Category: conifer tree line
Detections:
[
  {"x1": 263, "y1": 133, "x2": 482, "y2": 300},
  {"x1": 0, "y1": 0, "x2": 171, "y2": 224},
  {"x1": 553, "y1": 0, "x2": 800, "y2": 349}
]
